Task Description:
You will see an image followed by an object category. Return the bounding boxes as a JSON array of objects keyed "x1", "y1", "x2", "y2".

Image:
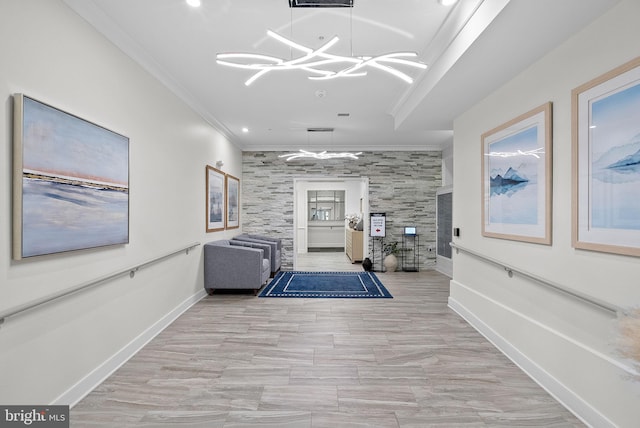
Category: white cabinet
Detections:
[{"x1": 308, "y1": 223, "x2": 344, "y2": 248}]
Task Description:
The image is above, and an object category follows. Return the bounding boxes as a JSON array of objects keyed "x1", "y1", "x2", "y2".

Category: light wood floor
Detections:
[
  {"x1": 295, "y1": 250, "x2": 364, "y2": 272},
  {"x1": 71, "y1": 253, "x2": 584, "y2": 427}
]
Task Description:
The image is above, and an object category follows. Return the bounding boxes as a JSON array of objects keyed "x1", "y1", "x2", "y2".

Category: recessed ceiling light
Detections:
[
  {"x1": 186, "y1": 0, "x2": 201, "y2": 7},
  {"x1": 242, "y1": 127, "x2": 249, "y2": 133},
  {"x1": 439, "y1": 0, "x2": 458, "y2": 6}
]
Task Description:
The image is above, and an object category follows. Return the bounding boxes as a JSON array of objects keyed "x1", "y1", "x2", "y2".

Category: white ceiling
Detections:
[{"x1": 63, "y1": 0, "x2": 619, "y2": 152}]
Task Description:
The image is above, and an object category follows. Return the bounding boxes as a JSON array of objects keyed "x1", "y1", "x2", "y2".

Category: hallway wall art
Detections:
[
  {"x1": 13, "y1": 94, "x2": 129, "y2": 259},
  {"x1": 481, "y1": 102, "x2": 553, "y2": 245},
  {"x1": 572, "y1": 56, "x2": 640, "y2": 257}
]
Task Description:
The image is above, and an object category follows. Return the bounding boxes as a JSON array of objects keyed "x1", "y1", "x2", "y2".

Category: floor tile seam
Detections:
[{"x1": 256, "y1": 389, "x2": 340, "y2": 412}]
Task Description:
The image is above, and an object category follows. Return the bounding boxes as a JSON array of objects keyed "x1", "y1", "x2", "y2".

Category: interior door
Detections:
[{"x1": 436, "y1": 186, "x2": 453, "y2": 277}]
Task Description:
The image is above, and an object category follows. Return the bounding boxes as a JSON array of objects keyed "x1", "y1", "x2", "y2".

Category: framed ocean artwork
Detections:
[
  {"x1": 206, "y1": 165, "x2": 225, "y2": 232},
  {"x1": 225, "y1": 173, "x2": 240, "y2": 230},
  {"x1": 13, "y1": 94, "x2": 130, "y2": 260},
  {"x1": 572, "y1": 56, "x2": 640, "y2": 257},
  {"x1": 481, "y1": 102, "x2": 552, "y2": 244}
]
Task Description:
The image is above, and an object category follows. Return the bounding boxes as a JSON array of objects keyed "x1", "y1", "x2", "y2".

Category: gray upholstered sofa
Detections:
[
  {"x1": 204, "y1": 240, "x2": 271, "y2": 295},
  {"x1": 233, "y1": 234, "x2": 281, "y2": 275}
]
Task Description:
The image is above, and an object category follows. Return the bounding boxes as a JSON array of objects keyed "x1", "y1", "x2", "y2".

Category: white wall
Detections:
[
  {"x1": 441, "y1": 144, "x2": 453, "y2": 187},
  {"x1": 450, "y1": 0, "x2": 640, "y2": 426},
  {"x1": 0, "y1": 0, "x2": 242, "y2": 405}
]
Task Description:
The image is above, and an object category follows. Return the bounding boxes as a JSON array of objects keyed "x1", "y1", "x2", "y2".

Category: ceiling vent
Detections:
[
  {"x1": 289, "y1": 0, "x2": 353, "y2": 8},
  {"x1": 307, "y1": 127, "x2": 335, "y2": 132}
]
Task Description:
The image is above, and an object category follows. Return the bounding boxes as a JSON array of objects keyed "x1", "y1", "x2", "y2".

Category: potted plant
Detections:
[{"x1": 383, "y1": 241, "x2": 399, "y2": 272}]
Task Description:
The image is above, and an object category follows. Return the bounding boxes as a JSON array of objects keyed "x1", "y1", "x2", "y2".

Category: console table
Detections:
[{"x1": 345, "y1": 228, "x2": 363, "y2": 263}]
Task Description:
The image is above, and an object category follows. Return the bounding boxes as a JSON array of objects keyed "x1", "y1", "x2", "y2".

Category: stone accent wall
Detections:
[{"x1": 242, "y1": 151, "x2": 442, "y2": 270}]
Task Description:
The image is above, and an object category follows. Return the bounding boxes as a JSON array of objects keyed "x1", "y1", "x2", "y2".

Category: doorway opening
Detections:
[{"x1": 293, "y1": 177, "x2": 369, "y2": 271}]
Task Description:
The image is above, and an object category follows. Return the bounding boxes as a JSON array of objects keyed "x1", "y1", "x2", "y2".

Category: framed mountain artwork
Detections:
[
  {"x1": 572, "y1": 56, "x2": 640, "y2": 257},
  {"x1": 481, "y1": 102, "x2": 552, "y2": 245}
]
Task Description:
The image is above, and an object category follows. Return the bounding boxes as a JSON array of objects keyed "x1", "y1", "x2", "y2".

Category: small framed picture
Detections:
[
  {"x1": 481, "y1": 102, "x2": 552, "y2": 244},
  {"x1": 205, "y1": 165, "x2": 225, "y2": 232},
  {"x1": 572, "y1": 56, "x2": 640, "y2": 257},
  {"x1": 226, "y1": 174, "x2": 240, "y2": 230}
]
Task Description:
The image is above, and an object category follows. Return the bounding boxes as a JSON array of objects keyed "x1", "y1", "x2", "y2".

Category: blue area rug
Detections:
[{"x1": 259, "y1": 271, "x2": 392, "y2": 298}]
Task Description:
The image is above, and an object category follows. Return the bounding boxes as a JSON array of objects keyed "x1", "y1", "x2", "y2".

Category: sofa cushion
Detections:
[
  {"x1": 229, "y1": 239, "x2": 271, "y2": 263},
  {"x1": 246, "y1": 234, "x2": 282, "y2": 250}
]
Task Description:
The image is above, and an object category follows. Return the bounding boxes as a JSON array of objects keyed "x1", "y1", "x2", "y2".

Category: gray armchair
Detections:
[
  {"x1": 204, "y1": 240, "x2": 270, "y2": 295},
  {"x1": 233, "y1": 234, "x2": 281, "y2": 275}
]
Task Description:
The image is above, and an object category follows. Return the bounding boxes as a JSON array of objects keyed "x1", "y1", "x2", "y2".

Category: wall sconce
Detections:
[{"x1": 215, "y1": 160, "x2": 224, "y2": 169}]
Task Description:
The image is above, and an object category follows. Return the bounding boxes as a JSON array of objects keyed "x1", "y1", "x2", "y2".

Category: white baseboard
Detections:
[
  {"x1": 435, "y1": 255, "x2": 452, "y2": 277},
  {"x1": 448, "y1": 293, "x2": 616, "y2": 428},
  {"x1": 55, "y1": 288, "x2": 207, "y2": 407}
]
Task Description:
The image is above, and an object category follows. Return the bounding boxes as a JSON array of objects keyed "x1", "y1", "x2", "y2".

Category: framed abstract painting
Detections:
[
  {"x1": 572, "y1": 56, "x2": 640, "y2": 257},
  {"x1": 206, "y1": 165, "x2": 225, "y2": 232},
  {"x1": 481, "y1": 102, "x2": 552, "y2": 244},
  {"x1": 13, "y1": 94, "x2": 129, "y2": 260},
  {"x1": 225, "y1": 173, "x2": 240, "y2": 230}
]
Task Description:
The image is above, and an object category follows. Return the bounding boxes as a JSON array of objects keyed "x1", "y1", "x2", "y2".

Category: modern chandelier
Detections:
[
  {"x1": 217, "y1": 30, "x2": 427, "y2": 86},
  {"x1": 279, "y1": 150, "x2": 363, "y2": 161},
  {"x1": 216, "y1": 1, "x2": 427, "y2": 86}
]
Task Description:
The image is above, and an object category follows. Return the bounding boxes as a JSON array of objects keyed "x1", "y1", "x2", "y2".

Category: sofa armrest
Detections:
[{"x1": 204, "y1": 243, "x2": 266, "y2": 290}]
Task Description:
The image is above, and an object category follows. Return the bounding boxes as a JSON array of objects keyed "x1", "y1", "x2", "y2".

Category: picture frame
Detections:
[
  {"x1": 572, "y1": 56, "x2": 640, "y2": 257},
  {"x1": 13, "y1": 94, "x2": 130, "y2": 260},
  {"x1": 225, "y1": 173, "x2": 240, "y2": 229},
  {"x1": 206, "y1": 165, "x2": 225, "y2": 232},
  {"x1": 481, "y1": 102, "x2": 552, "y2": 244}
]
